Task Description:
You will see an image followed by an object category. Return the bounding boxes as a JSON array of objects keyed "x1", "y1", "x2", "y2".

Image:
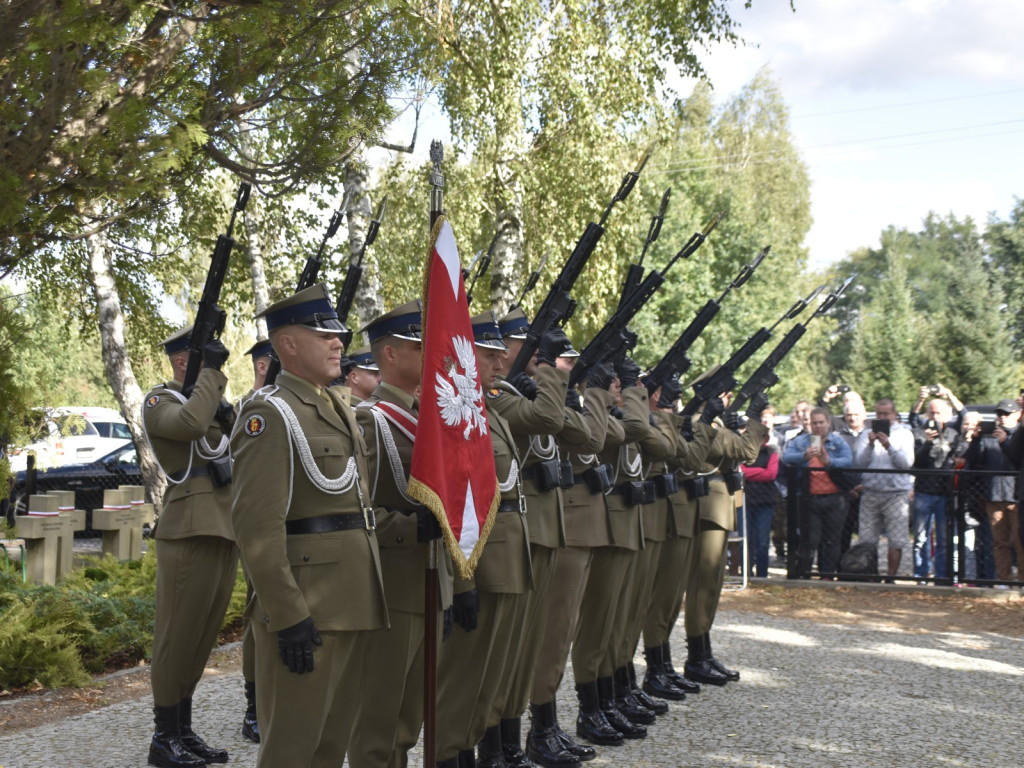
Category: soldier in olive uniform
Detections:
[
  {"x1": 236, "y1": 338, "x2": 275, "y2": 744},
  {"x1": 345, "y1": 345, "x2": 381, "y2": 404},
  {"x1": 487, "y1": 309, "x2": 586, "y2": 768},
  {"x1": 143, "y1": 327, "x2": 238, "y2": 768},
  {"x1": 530, "y1": 354, "x2": 618, "y2": 763},
  {"x1": 639, "y1": 375, "x2": 716, "y2": 700},
  {"x1": 231, "y1": 284, "x2": 388, "y2": 768},
  {"x1": 435, "y1": 312, "x2": 533, "y2": 768},
  {"x1": 683, "y1": 393, "x2": 768, "y2": 686},
  {"x1": 572, "y1": 360, "x2": 664, "y2": 742},
  {"x1": 348, "y1": 301, "x2": 453, "y2": 768}
]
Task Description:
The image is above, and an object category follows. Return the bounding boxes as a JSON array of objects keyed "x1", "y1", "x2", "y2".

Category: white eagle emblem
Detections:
[{"x1": 436, "y1": 336, "x2": 488, "y2": 440}]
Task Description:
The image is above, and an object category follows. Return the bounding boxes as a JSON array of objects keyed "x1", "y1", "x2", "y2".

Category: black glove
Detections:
[
  {"x1": 615, "y1": 356, "x2": 641, "y2": 389},
  {"x1": 215, "y1": 400, "x2": 236, "y2": 431},
  {"x1": 277, "y1": 617, "x2": 322, "y2": 675},
  {"x1": 586, "y1": 362, "x2": 615, "y2": 391},
  {"x1": 202, "y1": 339, "x2": 230, "y2": 371},
  {"x1": 657, "y1": 375, "x2": 682, "y2": 410},
  {"x1": 565, "y1": 387, "x2": 584, "y2": 413},
  {"x1": 700, "y1": 396, "x2": 725, "y2": 425},
  {"x1": 746, "y1": 392, "x2": 770, "y2": 421},
  {"x1": 509, "y1": 371, "x2": 538, "y2": 400},
  {"x1": 415, "y1": 507, "x2": 443, "y2": 542},
  {"x1": 678, "y1": 415, "x2": 695, "y2": 440},
  {"x1": 537, "y1": 327, "x2": 572, "y2": 367},
  {"x1": 442, "y1": 606, "x2": 454, "y2": 641},
  {"x1": 451, "y1": 589, "x2": 479, "y2": 632},
  {"x1": 609, "y1": 405, "x2": 624, "y2": 420},
  {"x1": 722, "y1": 411, "x2": 740, "y2": 431}
]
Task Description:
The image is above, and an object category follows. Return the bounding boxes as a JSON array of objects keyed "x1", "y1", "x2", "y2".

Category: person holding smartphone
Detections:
[
  {"x1": 853, "y1": 398, "x2": 915, "y2": 578},
  {"x1": 966, "y1": 399, "x2": 1022, "y2": 584},
  {"x1": 782, "y1": 407, "x2": 853, "y2": 579}
]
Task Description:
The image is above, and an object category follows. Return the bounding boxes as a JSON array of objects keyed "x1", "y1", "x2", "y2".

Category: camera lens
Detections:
[
  {"x1": 928, "y1": 385, "x2": 940, "y2": 395},
  {"x1": 838, "y1": 385, "x2": 850, "y2": 394}
]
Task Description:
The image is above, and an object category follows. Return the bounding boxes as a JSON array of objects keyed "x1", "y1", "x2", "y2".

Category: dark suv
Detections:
[{"x1": 6, "y1": 443, "x2": 143, "y2": 535}]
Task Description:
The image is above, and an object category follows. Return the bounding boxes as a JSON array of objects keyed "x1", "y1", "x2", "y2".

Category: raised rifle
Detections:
[
  {"x1": 336, "y1": 195, "x2": 388, "y2": 327},
  {"x1": 644, "y1": 245, "x2": 769, "y2": 395},
  {"x1": 680, "y1": 284, "x2": 825, "y2": 417},
  {"x1": 730, "y1": 276, "x2": 855, "y2": 413},
  {"x1": 182, "y1": 181, "x2": 251, "y2": 398},
  {"x1": 567, "y1": 208, "x2": 722, "y2": 388},
  {"x1": 510, "y1": 252, "x2": 549, "y2": 311},
  {"x1": 466, "y1": 230, "x2": 499, "y2": 306},
  {"x1": 506, "y1": 146, "x2": 652, "y2": 378},
  {"x1": 429, "y1": 140, "x2": 444, "y2": 230},
  {"x1": 264, "y1": 194, "x2": 353, "y2": 386}
]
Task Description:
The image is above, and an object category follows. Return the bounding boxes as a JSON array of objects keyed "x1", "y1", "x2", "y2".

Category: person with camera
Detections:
[
  {"x1": 782, "y1": 407, "x2": 853, "y2": 579},
  {"x1": 909, "y1": 384, "x2": 964, "y2": 432},
  {"x1": 966, "y1": 399, "x2": 1023, "y2": 584},
  {"x1": 909, "y1": 396, "x2": 959, "y2": 582},
  {"x1": 853, "y1": 398, "x2": 915, "y2": 578}
]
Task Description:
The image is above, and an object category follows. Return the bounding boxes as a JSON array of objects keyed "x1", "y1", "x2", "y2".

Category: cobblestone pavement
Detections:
[{"x1": 2, "y1": 601, "x2": 1022, "y2": 768}]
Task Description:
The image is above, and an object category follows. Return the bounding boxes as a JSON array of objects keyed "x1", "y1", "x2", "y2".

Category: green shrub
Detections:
[{"x1": 0, "y1": 544, "x2": 247, "y2": 690}]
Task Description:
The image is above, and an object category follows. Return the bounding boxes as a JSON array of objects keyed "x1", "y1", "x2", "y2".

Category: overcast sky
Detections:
[{"x1": 678, "y1": 0, "x2": 1024, "y2": 268}]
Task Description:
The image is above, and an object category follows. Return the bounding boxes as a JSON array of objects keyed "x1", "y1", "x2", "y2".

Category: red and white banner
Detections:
[{"x1": 407, "y1": 217, "x2": 499, "y2": 578}]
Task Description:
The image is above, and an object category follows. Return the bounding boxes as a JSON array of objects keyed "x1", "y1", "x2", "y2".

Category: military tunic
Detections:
[
  {"x1": 143, "y1": 369, "x2": 238, "y2": 708},
  {"x1": 231, "y1": 371, "x2": 388, "y2": 768}
]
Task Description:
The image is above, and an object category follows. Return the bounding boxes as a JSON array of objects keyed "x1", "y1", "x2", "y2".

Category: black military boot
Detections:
[
  {"x1": 546, "y1": 699, "x2": 595, "y2": 762},
  {"x1": 628, "y1": 661, "x2": 669, "y2": 714},
  {"x1": 642, "y1": 645, "x2": 686, "y2": 701},
  {"x1": 705, "y1": 632, "x2": 740, "y2": 681},
  {"x1": 662, "y1": 641, "x2": 701, "y2": 693},
  {"x1": 526, "y1": 701, "x2": 581, "y2": 768},
  {"x1": 148, "y1": 703, "x2": 205, "y2": 768},
  {"x1": 683, "y1": 635, "x2": 728, "y2": 686},
  {"x1": 178, "y1": 697, "x2": 229, "y2": 764},
  {"x1": 242, "y1": 680, "x2": 260, "y2": 743},
  {"x1": 574, "y1": 680, "x2": 623, "y2": 747},
  {"x1": 477, "y1": 724, "x2": 509, "y2": 768},
  {"x1": 459, "y1": 748, "x2": 478, "y2": 768},
  {"x1": 597, "y1": 675, "x2": 646, "y2": 739},
  {"x1": 612, "y1": 667, "x2": 656, "y2": 725},
  {"x1": 500, "y1": 717, "x2": 536, "y2": 768}
]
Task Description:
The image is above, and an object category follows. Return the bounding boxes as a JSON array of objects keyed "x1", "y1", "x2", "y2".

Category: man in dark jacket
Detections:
[{"x1": 910, "y1": 398, "x2": 958, "y2": 581}]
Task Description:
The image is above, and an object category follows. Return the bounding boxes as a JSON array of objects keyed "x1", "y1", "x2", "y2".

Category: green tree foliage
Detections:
[{"x1": 985, "y1": 198, "x2": 1024, "y2": 357}]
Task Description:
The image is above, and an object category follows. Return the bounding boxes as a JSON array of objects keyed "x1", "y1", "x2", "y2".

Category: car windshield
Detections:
[
  {"x1": 56, "y1": 414, "x2": 98, "y2": 437},
  {"x1": 95, "y1": 422, "x2": 131, "y2": 439},
  {"x1": 110, "y1": 448, "x2": 138, "y2": 466}
]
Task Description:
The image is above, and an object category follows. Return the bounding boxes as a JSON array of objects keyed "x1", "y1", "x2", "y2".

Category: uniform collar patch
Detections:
[
  {"x1": 244, "y1": 414, "x2": 266, "y2": 436},
  {"x1": 146, "y1": 395, "x2": 160, "y2": 408}
]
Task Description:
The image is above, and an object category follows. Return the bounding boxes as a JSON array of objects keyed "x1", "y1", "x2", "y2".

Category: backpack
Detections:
[{"x1": 839, "y1": 541, "x2": 878, "y2": 580}]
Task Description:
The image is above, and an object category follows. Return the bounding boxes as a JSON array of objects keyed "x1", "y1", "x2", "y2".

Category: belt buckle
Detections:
[{"x1": 363, "y1": 506, "x2": 376, "y2": 531}]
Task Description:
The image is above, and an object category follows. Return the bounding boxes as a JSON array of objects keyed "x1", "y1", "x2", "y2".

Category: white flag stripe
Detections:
[
  {"x1": 435, "y1": 220, "x2": 462, "y2": 299},
  {"x1": 459, "y1": 479, "x2": 480, "y2": 558}
]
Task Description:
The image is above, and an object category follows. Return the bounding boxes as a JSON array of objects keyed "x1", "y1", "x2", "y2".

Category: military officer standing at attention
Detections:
[
  {"x1": 231, "y1": 283, "x2": 388, "y2": 768},
  {"x1": 235, "y1": 338, "x2": 277, "y2": 745},
  {"x1": 435, "y1": 311, "x2": 533, "y2": 768},
  {"x1": 683, "y1": 391, "x2": 768, "y2": 686},
  {"x1": 345, "y1": 344, "x2": 381, "y2": 404},
  {"x1": 640, "y1": 375, "x2": 717, "y2": 701},
  {"x1": 487, "y1": 308, "x2": 584, "y2": 768},
  {"x1": 142, "y1": 327, "x2": 238, "y2": 768},
  {"x1": 347, "y1": 301, "x2": 453, "y2": 768}
]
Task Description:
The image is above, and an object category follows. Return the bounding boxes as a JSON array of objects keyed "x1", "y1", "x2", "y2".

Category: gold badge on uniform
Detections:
[
  {"x1": 486, "y1": 387, "x2": 502, "y2": 399},
  {"x1": 146, "y1": 395, "x2": 160, "y2": 408},
  {"x1": 244, "y1": 414, "x2": 266, "y2": 436}
]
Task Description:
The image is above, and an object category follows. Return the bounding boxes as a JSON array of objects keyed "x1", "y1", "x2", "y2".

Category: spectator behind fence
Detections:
[
  {"x1": 836, "y1": 393, "x2": 867, "y2": 555},
  {"x1": 772, "y1": 400, "x2": 811, "y2": 564},
  {"x1": 783, "y1": 407, "x2": 853, "y2": 579},
  {"x1": 952, "y1": 411, "x2": 986, "y2": 581},
  {"x1": 741, "y1": 406, "x2": 780, "y2": 578},
  {"x1": 966, "y1": 399, "x2": 1022, "y2": 583},
  {"x1": 909, "y1": 394, "x2": 959, "y2": 582},
  {"x1": 854, "y1": 398, "x2": 914, "y2": 578},
  {"x1": 908, "y1": 383, "x2": 964, "y2": 433},
  {"x1": 999, "y1": 395, "x2": 1024, "y2": 565}
]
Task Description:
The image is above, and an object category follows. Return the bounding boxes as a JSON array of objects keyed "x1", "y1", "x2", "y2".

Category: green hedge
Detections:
[{"x1": 0, "y1": 546, "x2": 246, "y2": 690}]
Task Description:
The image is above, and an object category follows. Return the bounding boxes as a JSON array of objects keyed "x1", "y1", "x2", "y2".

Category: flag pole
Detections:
[{"x1": 423, "y1": 139, "x2": 444, "y2": 768}]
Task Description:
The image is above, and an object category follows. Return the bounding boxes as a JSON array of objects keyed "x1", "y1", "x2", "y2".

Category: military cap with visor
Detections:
[
  {"x1": 158, "y1": 326, "x2": 193, "y2": 356},
  {"x1": 361, "y1": 300, "x2": 422, "y2": 343},
  {"x1": 256, "y1": 283, "x2": 353, "y2": 347},
  {"x1": 470, "y1": 310, "x2": 508, "y2": 350}
]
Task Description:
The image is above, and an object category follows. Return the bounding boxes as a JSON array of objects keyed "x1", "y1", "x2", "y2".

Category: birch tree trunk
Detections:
[
  {"x1": 87, "y1": 227, "x2": 168, "y2": 512},
  {"x1": 243, "y1": 208, "x2": 270, "y2": 341},
  {"x1": 488, "y1": 87, "x2": 527, "y2": 315},
  {"x1": 345, "y1": 154, "x2": 384, "y2": 333}
]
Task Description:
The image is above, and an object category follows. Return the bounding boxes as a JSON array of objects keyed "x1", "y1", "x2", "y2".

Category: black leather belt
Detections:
[
  {"x1": 606, "y1": 485, "x2": 626, "y2": 496},
  {"x1": 286, "y1": 510, "x2": 376, "y2": 534},
  {"x1": 498, "y1": 500, "x2": 517, "y2": 513},
  {"x1": 171, "y1": 465, "x2": 208, "y2": 482},
  {"x1": 706, "y1": 473, "x2": 724, "y2": 484}
]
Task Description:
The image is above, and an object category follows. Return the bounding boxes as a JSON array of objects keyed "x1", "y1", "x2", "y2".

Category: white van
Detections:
[{"x1": 6, "y1": 406, "x2": 133, "y2": 472}]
